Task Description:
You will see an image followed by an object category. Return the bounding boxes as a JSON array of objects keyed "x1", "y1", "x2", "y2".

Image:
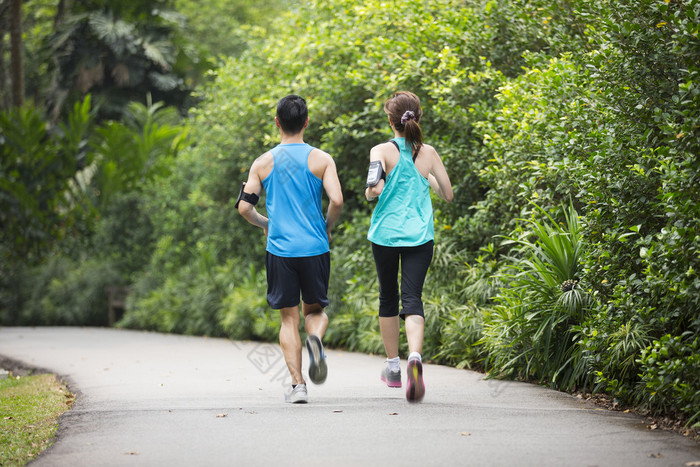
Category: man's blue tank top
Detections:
[
  {"x1": 262, "y1": 143, "x2": 329, "y2": 257},
  {"x1": 367, "y1": 138, "x2": 434, "y2": 247}
]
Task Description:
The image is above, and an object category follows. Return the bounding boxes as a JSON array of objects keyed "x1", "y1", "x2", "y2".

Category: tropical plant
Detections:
[
  {"x1": 91, "y1": 96, "x2": 188, "y2": 209},
  {"x1": 0, "y1": 96, "x2": 95, "y2": 262},
  {"x1": 42, "y1": 0, "x2": 196, "y2": 119},
  {"x1": 480, "y1": 203, "x2": 593, "y2": 390}
]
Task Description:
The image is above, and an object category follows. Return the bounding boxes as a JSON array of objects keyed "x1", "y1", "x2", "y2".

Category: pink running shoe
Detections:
[
  {"x1": 381, "y1": 365, "x2": 402, "y2": 388},
  {"x1": 406, "y1": 358, "x2": 425, "y2": 402}
]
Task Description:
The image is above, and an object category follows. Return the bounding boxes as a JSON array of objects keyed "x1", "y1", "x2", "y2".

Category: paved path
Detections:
[{"x1": 1, "y1": 327, "x2": 699, "y2": 466}]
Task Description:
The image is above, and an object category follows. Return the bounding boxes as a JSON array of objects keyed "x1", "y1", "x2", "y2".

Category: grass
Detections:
[{"x1": 0, "y1": 373, "x2": 74, "y2": 466}]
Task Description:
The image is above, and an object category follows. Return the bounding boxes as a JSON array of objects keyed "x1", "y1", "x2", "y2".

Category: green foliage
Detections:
[
  {"x1": 121, "y1": 243, "x2": 230, "y2": 336},
  {"x1": 18, "y1": 256, "x2": 121, "y2": 326},
  {"x1": 578, "y1": 315, "x2": 653, "y2": 402},
  {"x1": 43, "y1": 1, "x2": 197, "y2": 118},
  {"x1": 639, "y1": 333, "x2": 700, "y2": 424},
  {"x1": 91, "y1": 98, "x2": 188, "y2": 209},
  {"x1": 480, "y1": 204, "x2": 592, "y2": 390},
  {"x1": 174, "y1": 0, "x2": 289, "y2": 64},
  {"x1": 0, "y1": 93, "x2": 188, "y2": 325},
  {"x1": 93, "y1": 191, "x2": 157, "y2": 279},
  {"x1": 428, "y1": 301, "x2": 483, "y2": 369},
  {"x1": 0, "y1": 99, "x2": 95, "y2": 262},
  {"x1": 219, "y1": 266, "x2": 279, "y2": 342}
]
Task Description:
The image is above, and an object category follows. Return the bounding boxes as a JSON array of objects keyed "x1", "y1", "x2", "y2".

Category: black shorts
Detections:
[{"x1": 265, "y1": 251, "x2": 330, "y2": 310}]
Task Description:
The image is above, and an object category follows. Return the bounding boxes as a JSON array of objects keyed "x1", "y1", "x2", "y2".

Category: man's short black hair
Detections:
[{"x1": 276, "y1": 95, "x2": 308, "y2": 134}]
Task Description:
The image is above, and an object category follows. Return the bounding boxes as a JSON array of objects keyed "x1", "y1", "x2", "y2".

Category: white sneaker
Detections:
[{"x1": 285, "y1": 383, "x2": 308, "y2": 404}]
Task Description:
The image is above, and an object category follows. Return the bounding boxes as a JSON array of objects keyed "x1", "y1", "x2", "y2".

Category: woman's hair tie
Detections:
[{"x1": 400, "y1": 110, "x2": 416, "y2": 125}]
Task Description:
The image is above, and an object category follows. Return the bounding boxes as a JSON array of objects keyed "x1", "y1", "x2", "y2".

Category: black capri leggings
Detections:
[{"x1": 371, "y1": 240, "x2": 434, "y2": 319}]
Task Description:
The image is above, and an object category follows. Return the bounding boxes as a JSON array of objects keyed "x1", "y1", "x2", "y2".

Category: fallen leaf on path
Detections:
[
  {"x1": 387, "y1": 412, "x2": 398, "y2": 416},
  {"x1": 685, "y1": 462, "x2": 700, "y2": 466},
  {"x1": 461, "y1": 432, "x2": 471, "y2": 436},
  {"x1": 648, "y1": 424, "x2": 658, "y2": 430},
  {"x1": 124, "y1": 452, "x2": 140, "y2": 456},
  {"x1": 216, "y1": 414, "x2": 227, "y2": 418},
  {"x1": 648, "y1": 453, "x2": 663, "y2": 458}
]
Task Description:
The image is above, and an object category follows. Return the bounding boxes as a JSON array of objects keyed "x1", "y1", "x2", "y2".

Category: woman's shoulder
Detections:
[
  {"x1": 369, "y1": 141, "x2": 397, "y2": 157},
  {"x1": 371, "y1": 141, "x2": 398, "y2": 150},
  {"x1": 417, "y1": 143, "x2": 439, "y2": 159}
]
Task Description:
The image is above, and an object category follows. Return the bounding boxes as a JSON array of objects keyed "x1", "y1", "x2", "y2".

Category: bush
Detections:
[
  {"x1": 121, "y1": 244, "x2": 232, "y2": 336},
  {"x1": 480, "y1": 204, "x2": 593, "y2": 390},
  {"x1": 19, "y1": 257, "x2": 122, "y2": 326},
  {"x1": 220, "y1": 266, "x2": 279, "y2": 342},
  {"x1": 639, "y1": 333, "x2": 700, "y2": 425}
]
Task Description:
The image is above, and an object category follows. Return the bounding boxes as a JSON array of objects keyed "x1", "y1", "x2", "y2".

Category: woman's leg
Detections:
[
  {"x1": 399, "y1": 241, "x2": 434, "y2": 355},
  {"x1": 379, "y1": 316, "x2": 400, "y2": 359},
  {"x1": 372, "y1": 243, "x2": 401, "y2": 358},
  {"x1": 405, "y1": 315, "x2": 425, "y2": 355}
]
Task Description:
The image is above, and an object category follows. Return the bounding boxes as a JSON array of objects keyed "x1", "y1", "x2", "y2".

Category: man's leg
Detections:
[
  {"x1": 279, "y1": 305, "x2": 304, "y2": 385},
  {"x1": 302, "y1": 302, "x2": 328, "y2": 338}
]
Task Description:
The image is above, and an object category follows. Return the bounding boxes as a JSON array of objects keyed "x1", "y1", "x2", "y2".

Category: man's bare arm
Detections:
[
  {"x1": 238, "y1": 159, "x2": 269, "y2": 235},
  {"x1": 322, "y1": 156, "x2": 343, "y2": 242}
]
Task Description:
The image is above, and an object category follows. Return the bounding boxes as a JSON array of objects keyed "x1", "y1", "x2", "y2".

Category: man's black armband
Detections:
[
  {"x1": 366, "y1": 160, "x2": 386, "y2": 187},
  {"x1": 235, "y1": 182, "x2": 259, "y2": 208}
]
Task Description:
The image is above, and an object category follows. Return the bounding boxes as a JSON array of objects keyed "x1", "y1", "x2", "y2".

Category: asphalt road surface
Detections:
[{"x1": 1, "y1": 327, "x2": 699, "y2": 466}]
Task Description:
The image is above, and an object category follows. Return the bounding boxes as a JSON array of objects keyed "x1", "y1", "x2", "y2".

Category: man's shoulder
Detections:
[
  {"x1": 308, "y1": 147, "x2": 334, "y2": 164},
  {"x1": 249, "y1": 151, "x2": 274, "y2": 180},
  {"x1": 252, "y1": 151, "x2": 274, "y2": 167}
]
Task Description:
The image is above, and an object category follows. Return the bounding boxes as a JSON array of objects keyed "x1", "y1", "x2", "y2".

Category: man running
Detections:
[{"x1": 238, "y1": 95, "x2": 343, "y2": 403}]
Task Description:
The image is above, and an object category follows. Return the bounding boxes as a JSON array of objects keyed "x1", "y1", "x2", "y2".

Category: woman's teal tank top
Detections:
[{"x1": 367, "y1": 138, "x2": 434, "y2": 247}]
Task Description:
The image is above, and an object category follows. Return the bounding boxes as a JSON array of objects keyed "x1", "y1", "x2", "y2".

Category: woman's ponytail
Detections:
[{"x1": 384, "y1": 91, "x2": 423, "y2": 158}]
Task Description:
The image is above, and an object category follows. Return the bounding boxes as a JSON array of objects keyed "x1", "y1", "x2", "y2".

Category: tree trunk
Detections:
[
  {"x1": 0, "y1": 1, "x2": 10, "y2": 110},
  {"x1": 54, "y1": 0, "x2": 72, "y2": 27},
  {"x1": 10, "y1": 0, "x2": 24, "y2": 108}
]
